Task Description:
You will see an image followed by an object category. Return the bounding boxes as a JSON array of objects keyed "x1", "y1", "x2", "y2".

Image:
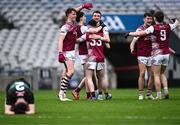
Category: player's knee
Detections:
[
  {"x1": 139, "y1": 72, "x2": 145, "y2": 78},
  {"x1": 67, "y1": 68, "x2": 74, "y2": 77}
]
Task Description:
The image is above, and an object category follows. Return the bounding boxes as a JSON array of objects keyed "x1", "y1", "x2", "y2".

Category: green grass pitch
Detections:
[{"x1": 0, "y1": 88, "x2": 180, "y2": 125}]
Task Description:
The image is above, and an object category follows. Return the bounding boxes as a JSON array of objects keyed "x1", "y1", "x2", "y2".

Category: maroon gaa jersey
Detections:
[
  {"x1": 152, "y1": 23, "x2": 171, "y2": 55},
  {"x1": 136, "y1": 25, "x2": 153, "y2": 57},
  {"x1": 86, "y1": 32, "x2": 105, "y2": 62},
  {"x1": 76, "y1": 25, "x2": 88, "y2": 55},
  {"x1": 60, "y1": 22, "x2": 77, "y2": 51},
  {"x1": 145, "y1": 23, "x2": 171, "y2": 55}
]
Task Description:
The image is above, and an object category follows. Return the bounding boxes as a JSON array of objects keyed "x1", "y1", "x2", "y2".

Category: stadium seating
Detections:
[{"x1": 0, "y1": 0, "x2": 180, "y2": 73}]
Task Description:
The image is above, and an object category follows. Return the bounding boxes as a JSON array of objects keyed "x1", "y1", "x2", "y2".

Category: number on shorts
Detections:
[
  {"x1": 90, "y1": 40, "x2": 102, "y2": 46},
  {"x1": 160, "y1": 30, "x2": 166, "y2": 41},
  {"x1": 15, "y1": 82, "x2": 25, "y2": 91}
]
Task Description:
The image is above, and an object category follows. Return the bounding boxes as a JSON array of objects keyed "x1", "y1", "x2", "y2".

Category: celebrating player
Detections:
[
  {"x1": 77, "y1": 19, "x2": 112, "y2": 100},
  {"x1": 91, "y1": 10, "x2": 111, "y2": 100},
  {"x1": 71, "y1": 11, "x2": 103, "y2": 100},
  {"x1": 58, "y1": 3, "x2": 93, "y2": 101},
  {"x1": 130, "y1": 12, "x2": 155, "y2": 100},
  {"x1": 126, "y1": 11, "x2": 179, "y2": 99},
  {"x1": 5, "y1": 78, "x2": 35, "y2": 115}
]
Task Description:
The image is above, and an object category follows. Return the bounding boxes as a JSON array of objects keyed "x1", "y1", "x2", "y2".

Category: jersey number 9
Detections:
[{"x1": 160, "y1": 30, "x2": 166, "y2": 41}]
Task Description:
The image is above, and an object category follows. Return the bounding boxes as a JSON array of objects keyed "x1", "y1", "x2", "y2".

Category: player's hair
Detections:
[
  {"x1": 88, "y1": 19, "x2": 97, "y2": 27},
  {"x1": 65, "y1": 8, "x2": 76, "y2": 17},
  {"x1": 14, "y1": 102, "x2": 28, "y2": 114},
  {"x1": 154, "y1": 11, "x2": 164, "y2": 23},
  {"x1": 76, "y1": 11, "x2": 85, "y2": 22},
  {"x1": 92, "y1": 10, "x2": 102, "y2": 16},
  {"x1": 144, "y1": 12, "x2": 153, "y2": 18}
]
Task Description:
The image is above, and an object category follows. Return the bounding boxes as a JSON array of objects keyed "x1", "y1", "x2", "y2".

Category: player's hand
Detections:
[
  {"x1": 58, "y1": 52, "x2": 65, "y2": 63},
  {"x1": 130, "y1": 45, "x2": 134, "y2": 53},
  {"x1": 171, "y1": 18, "x2": 177, "y2": 23},
  {"x1": 82, "y1": 3, "x2": 93, "y2": 10},
  {"x1": 125, "y1": 32, "x2": 130, "y2": 39},
  {"x1": 100, "y1": 20, "x2": 106, "y2": 28},
  {"x1": 131, "y1": 50, "x2": 137, "y2": 56}
]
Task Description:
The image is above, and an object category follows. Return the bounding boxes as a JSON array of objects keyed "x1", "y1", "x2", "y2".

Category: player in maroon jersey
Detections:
[
  {"x1": 91, "y1": 10, "x2": 111, "y2": 100},
  {"x1": 58, "y1": 3, "x2": 93, "y2": 101},
  {"x1": 77, "y1": 19, "x2": 112, "y2": 100},
  {"x1": 130, "y1": 12, "x2": 155, "y2": 100},
  {"x1": 126, "y1": 11, "x2": 179, "y2": 99},
  {"x1": 71, "y1": 12, "x2": 103, "y2": 100}
]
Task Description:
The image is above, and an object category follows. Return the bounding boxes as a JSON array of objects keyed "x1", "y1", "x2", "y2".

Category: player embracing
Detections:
[
  {"x1": 77, "y1": 18, "x2": 112, "y2": 100},
  {"x1": 130, "y1": 12, "x2": 155, "y2": 100},
  {"x1": 126, "y1": 11, "x2": 179, "y2": 99},
  {"x1": 71, "y1": 11, "x2": 103, "y2": 100}
]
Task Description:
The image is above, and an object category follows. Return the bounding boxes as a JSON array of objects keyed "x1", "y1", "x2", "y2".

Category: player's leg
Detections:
[
  {"x1": 85, "y1": 62, "x2": 96, "y2": 100},
  {"x1": 146, "y1": 66, "x2": 155, "y2": 100},
  {"x1": 160, "y1": 54, "x2": 170, "y2": 99},
  {"x1": 137, "y1": 60, "x2": 146, "y2": 100},
  {"x1": 151, "y1": 65, "x2": 162, "y2": 99},
  {"x1": 96, "y1": 70, "x2": 104, "y2": 100},
  {"x1": 92, "y1": 71, "x2": 98, "y2": 96},
  {"x1": 59, "y1": 59, "x2": 74, "y2": 101},
  {"x1": 72, "y1": 64, "x2": 86, "y2": 100},
  {"x1": 160, "y1": 65, "x2": 169, "y2": 99},
  {"x1": 85, "y1": 77, "x2": 91, "y2": 100},
  {"x1": 96, "y1": 63, "x2": 112, "y2": 100}
]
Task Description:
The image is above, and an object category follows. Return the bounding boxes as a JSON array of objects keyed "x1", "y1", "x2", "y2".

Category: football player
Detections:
[
  {"x1": 58, "y1": 3, "x2": 93, "y2": 101},
  {"x1": 126, "y1": 11, "x2": 179, "y2": 99},
  {"x1": 130, "y1": 12, "x2": 155, "y2": 100},
  {"x1": 5, "y1": 78, "x2": 35, "y2": 115}
]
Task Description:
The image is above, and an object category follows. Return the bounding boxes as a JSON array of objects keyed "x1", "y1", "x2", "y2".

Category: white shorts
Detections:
[
  {"x1": 86, "y1": 62, "x2": 104, "y2": 70},
  {"x1": 152, "y1": 54, "x2": 170, "y2": 66},
  {"x1": 137, "y1": 56, "x2": 152, "y2": 67},
  {"x1": 78, "y1": 55, "x2": 88, "y2": 65},
  {"x1": 64, "y1": 50, "x2": 75, "y2": 61}
]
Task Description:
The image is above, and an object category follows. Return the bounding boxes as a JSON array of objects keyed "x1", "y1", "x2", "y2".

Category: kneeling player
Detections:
[{"x1": 5, "y1": 78, "x2": 35, "y2": 115}]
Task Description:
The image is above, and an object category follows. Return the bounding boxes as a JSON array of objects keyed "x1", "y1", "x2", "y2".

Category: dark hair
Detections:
[
  {"x1": 88, "y1": 19, "x2": 97, "y2": 27},
  {"x1": 154, "y1": 11, "x2": 164, "y2": 23},
  {"x1": 14, "y1": 102, "x2": 28, "y2": 114},
  {"x1": 76, "y1": 11, "x2": 85, "y2": 22},
  {"x1": 92, "y1": 10, "x2": 102, "y2": 16},
  {"x1": 65, "y1": 8, "x2": 76, "y2": 17},
  {"x1": 144, "y1": 12, "x2": 153, "y2": 18}
]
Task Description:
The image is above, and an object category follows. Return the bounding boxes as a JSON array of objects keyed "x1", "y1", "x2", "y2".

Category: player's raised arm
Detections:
[
  {"x1": 75, "y1": 3, "x2": 93, "y2": 12},
  {"x1": 86, "y1": 26, "x2": 102, "y2": 33},
  {"x1": 126, "y1": 26, "x2": 154, "y2": 38},
  {"x1": 169, "y1": 19, "x2": 179, "y2": 30},
  {"x1": 89, "y1": 34, "x2": 110, "y2": 43},
  {"x1": 86, "y1": 20, "x2": 106, "y2": 33},
  {"x1": 76, "y1": 34, "x2": 86, "y2": 43}
]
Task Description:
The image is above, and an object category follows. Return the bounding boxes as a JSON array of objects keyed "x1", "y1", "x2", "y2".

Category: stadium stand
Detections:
[{"x1": 0, "y1": 0, "x2": 180, "y2": 75}]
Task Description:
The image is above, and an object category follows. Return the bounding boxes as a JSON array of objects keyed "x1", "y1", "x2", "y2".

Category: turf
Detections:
[{"x1": 0, "y1": 88, "x2": 180, "y2": 125}]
